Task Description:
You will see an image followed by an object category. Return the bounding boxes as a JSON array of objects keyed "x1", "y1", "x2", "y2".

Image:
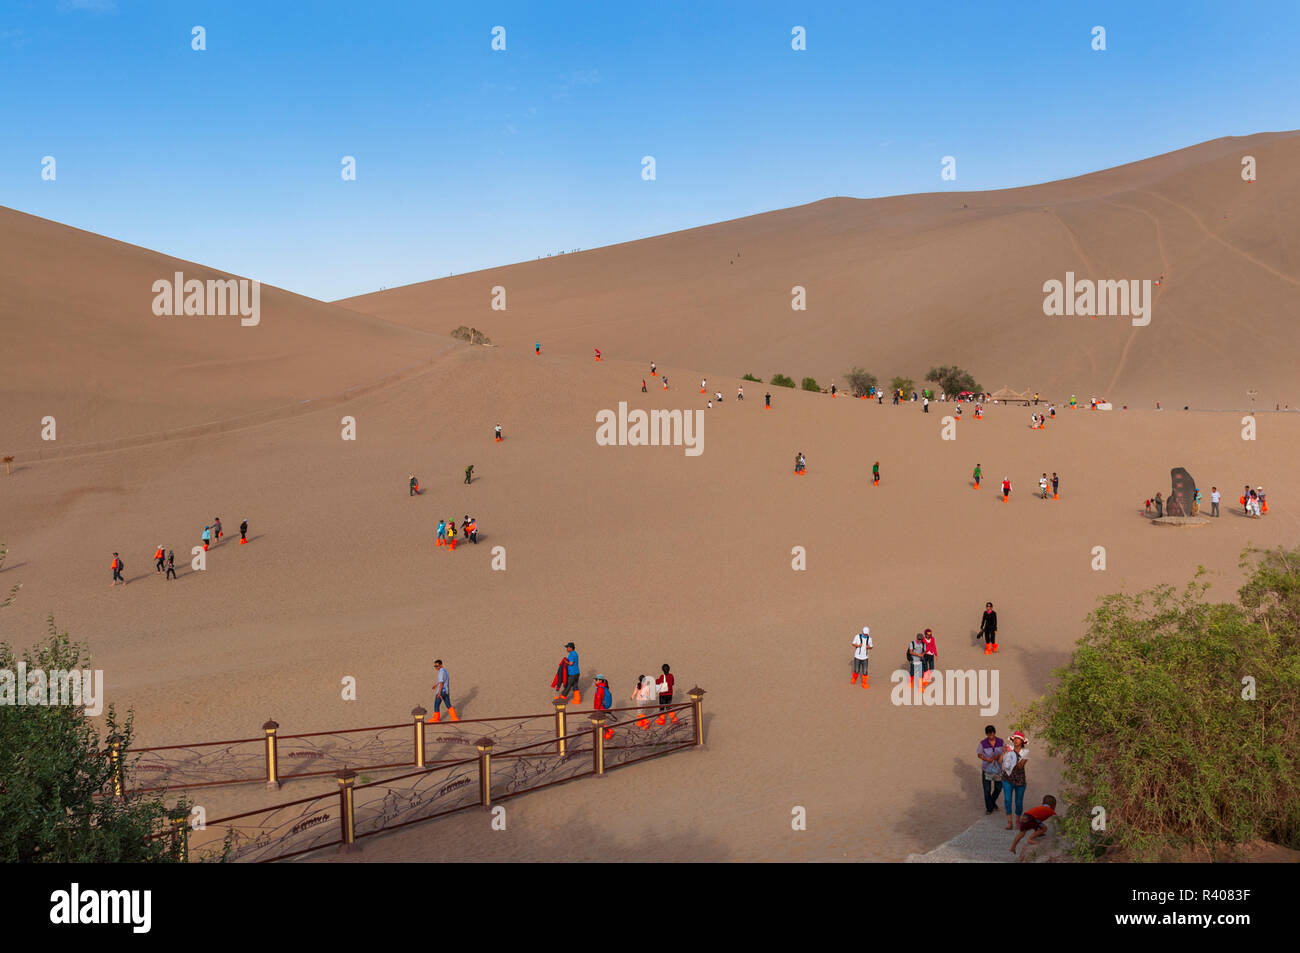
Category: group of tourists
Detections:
[
  {"x1": 849, "y1": 601, "x2": 1000, "y2": 688},
  {"x1": 110, "y1": 517, "x2": 249, "y2": 587},
  {"x1": 549, "y1": 642, "x2": 680, "y2": 739},
  {"x1": 977, "y1": 724, "x2": 1058, "y2": 853},
  {"x1": 435, "y1": 516, "x2": 478, "y2": 550}
]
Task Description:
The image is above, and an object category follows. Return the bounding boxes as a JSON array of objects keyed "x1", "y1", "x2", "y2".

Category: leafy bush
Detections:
[
  {"x1": 890, "y1": 376, "x2": 915, "y2": 398},
  {"x1": 926, "y1": 365, "x2": 980, "y2": 397},
  {"x1": 0, "y1": 620, "x2": 182, "y2": 862},
  {"x1": 450, "y1": 326, "x2": 492, "y2": 345},
  {"x1": 845, "y1": 367, "x2": 878, "y2": 398},
  {"x1": 1019, "y1": 548, "x2": 1300, "y2": 861},
  {"x1": 741, "y1": 373, "x2": 762, "y2": 383},
  {"x1": 801, "y1": 377, "x2": 820, "y2": 392},
  {"x1": 770, "y1": 374, "x2": 795, "y2": 388}
]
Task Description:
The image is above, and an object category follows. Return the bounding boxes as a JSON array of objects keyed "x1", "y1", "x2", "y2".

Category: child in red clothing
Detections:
[{"x1": 1010, "y1": 795, "x2": 1057, "y2": 853}]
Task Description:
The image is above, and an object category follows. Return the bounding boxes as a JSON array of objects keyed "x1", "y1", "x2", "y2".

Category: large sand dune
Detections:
[
  {"x1": 339, "y1": 131, "x2": 1300, "y2": 410},
  {"x1": 2, "y1": 135, "x2": 1298, "y2": 861}
]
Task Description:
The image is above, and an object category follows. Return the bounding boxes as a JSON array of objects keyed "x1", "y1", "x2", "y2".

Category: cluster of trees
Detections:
[
  {"x1": 1020, "y1": 547, "x2": 1300, "y2": 860},
  {"x1": 743, "y1": 365, "x2": 981, "y2": 399}
]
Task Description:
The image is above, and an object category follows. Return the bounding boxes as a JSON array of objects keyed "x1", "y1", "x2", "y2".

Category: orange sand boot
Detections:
[
  {"x1": 428, "y1": 712, "x2": 441, "y2": 723},
  {"x1": 637, "y1": 717, "x2": 650, "y2": 729},
  {"x1": 655, "y1": 714, "x2": 666, "y2": 726},
  {"x1": 984, "y1": 644, "x2": 992, "y2": 655},
  {"x1": 861, "y1": 676, "x2": 869, "y2": 689},
  {"x1": 447, "y1": 707, "x2": 459, "y2": 722},
  {"x1": 572, "y1": 689, "x2": 581, "y2": 705},
  {"x1": 992, "y1": 643, "x2": 999, "y2": 653},
  {"x1": 851, "y1": 672, "x2": 859, "y2": 684}
]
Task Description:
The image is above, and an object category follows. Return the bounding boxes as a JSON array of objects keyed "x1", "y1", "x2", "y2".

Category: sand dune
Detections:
[
  {"x1": 3, "y1": 135, "x2": 1298, "y2": 862},
  {"x1": 339, "y1": 132, "x2": 1300, "y2": 410}
]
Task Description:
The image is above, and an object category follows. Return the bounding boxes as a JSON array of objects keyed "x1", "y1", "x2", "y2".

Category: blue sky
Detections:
[{"x1": 1, "y1": 1, "x2": 1296, "y2": 300}]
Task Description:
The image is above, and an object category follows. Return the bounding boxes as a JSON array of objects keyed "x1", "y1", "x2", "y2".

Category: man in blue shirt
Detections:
[
  {"x1": 427, "y1": 659, "x2": 458, "y2": 723},
  {"x1": 562, "y1": 642, "x2": 581, "y2": 705}
]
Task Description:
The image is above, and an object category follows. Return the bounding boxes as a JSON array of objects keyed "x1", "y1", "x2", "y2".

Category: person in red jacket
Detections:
[
  {"x1": 1010, "y1": 795, "x2": 1057, "y2": 853},
  {"x1": 154, "y1": 545, "x2": 166, "y2": 574},
  {"x1": 592, "y1": 675, "x2": 614, "y2": 739},
  {"x1": 654, "y1": 663, "x2": 676, "y2": 725}
]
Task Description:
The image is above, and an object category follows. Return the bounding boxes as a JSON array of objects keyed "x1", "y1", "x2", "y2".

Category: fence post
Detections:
[
  {"x1": 412, "y1": 706, "x2": 427, "y2": 768},
  {"x1": 476, "y1": 737, "x2": 495, "y2": 809},
  {"x1": 108, "y1": 734, "x2": 124, "y2": 798},
  {"x1": 168, "y1": 807, "x2": 190, "y2": 863},
  {"x1": 336, "y1": 769, "x2": 357, "y2": 852},
  {"x1": 689, "y1": 687, "x2": 706, "y2": 747},
  {"x1": 553, "y1": 698, "x2": 568, "y2": 757},
  {"x1": 590, "y1": 714, "x2": 607, "y2": 776},
  {"x1": 263, "y1": 719, "x2": 281, "y2": 790}
]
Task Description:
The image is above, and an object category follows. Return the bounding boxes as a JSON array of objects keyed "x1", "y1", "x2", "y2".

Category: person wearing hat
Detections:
[
  {"x1": 559, "y1": 642, "x2": 581, "y2": 705},
  {"x1": 592, "y1": 675, "x2": 614, "y2": 739},
  {"x1": 1001, "y1": 730, "x2": 1029, "y2": 829},
  {"x1": 239, "y1": 518, "x2": 249, "y2": 544},
  {"x1": 921, "y1": 629, "x2": 938, "y2": 686},
  {"x1": 979, "y1": 602, "x2": 998, "y2": 654},
  {"x1": 409, "y1": 474, "x2": 419, "y2": 496},
  {"x1": 201, "y1": 525, "x2": 212, "y2": 551},
  {"x1": 851, "y1": 626, "x2": 873, "y2": 688},
  {"x1": 494, "y1": 424, "x2": 503, "y2": 443},
  {"x1": 165, "y1": 549, "x2": 177, "y2": 580},
  {"x1": 427, "y1": 659, "x2": 458, "y2": 723},
  {"x1": 154, "y1": 545, "x2": 166, "y2": 574}
]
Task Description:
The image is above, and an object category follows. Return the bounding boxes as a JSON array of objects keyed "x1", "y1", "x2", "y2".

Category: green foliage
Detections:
[
  {"x1": 741, "y1": 373, "x2": 762, "y2": 383},
  {"x1": 925, "y1": 365, "x2": 981, "y2": 397},
  {"x1": 890, "y1": 376, "x2": 915, "y2": 397},
  {"x1": 801, "y1": 377, "x2": 820, "y2": 392},
  {"x1": 844, "y1": 367, "x2": 878, "y2": 398},
  {"x1": 0, "y1": 543, "x2": 20, "y2": 610},
  {"x1": 450, "y1": 326, "x2": 492, "y2": 345},
  {"x1": 0, "y1": 620, "x2": 181, "y2": 862},
  {"x1": 1018, "y1": 549, "x2": 1300, "y2": 861},
  {"x1": 770, "y1": 374, "x2": 795, "y2": 389}
]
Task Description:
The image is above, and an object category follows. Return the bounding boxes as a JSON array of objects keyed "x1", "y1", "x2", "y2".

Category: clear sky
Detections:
[{"x1": 2, "y1": 1, "x2": 1296, "y2": 300}]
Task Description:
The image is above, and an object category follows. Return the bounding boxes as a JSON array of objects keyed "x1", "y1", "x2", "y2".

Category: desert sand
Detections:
[{"x1": 2, "y1": 132, "x2": 1297, "y2": 861}]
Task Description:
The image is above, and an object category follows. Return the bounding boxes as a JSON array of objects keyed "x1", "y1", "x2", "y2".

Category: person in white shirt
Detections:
[
  {"x1": 851, "y1": 626, "x2": 873, "y2": 688},
  {"x1": 1210, "y1": 486, "x2": 1221, "y2": 517},
  {"x1": 631, "y1": 674, "x2": 658, "y2": 729}
]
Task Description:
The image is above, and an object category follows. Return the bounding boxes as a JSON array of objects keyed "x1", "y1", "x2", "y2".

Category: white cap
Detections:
[{"x1": 862, "y1": 626, "x2": 870, "y2": 635}]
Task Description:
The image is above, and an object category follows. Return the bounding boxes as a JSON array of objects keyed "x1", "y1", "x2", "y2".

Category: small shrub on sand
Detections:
[
  {"x1": 770, "y1": 374, "x2": 795, "y2": 389},
  {"x1": 741, "y1": 373, "x2": 762, "y2": 383},
  {"x1": 801, "y1": 377, "x2": 820, "y2": 392},
  {"x1": 845, "y1": 368, "x2": 878, "y2": 398}
]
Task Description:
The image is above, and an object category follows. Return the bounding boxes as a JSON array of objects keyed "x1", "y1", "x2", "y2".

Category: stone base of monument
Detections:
[{"x1": 1151, "y1": 516, "x2": 1211, "y2": 526}]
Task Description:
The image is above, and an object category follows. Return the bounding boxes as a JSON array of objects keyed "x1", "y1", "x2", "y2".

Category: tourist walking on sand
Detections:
[
  {"x1": 907, "y1": 634, "x2": 925, "y2": 687},
  {"x1": 655, "y1": 663, "x2": 676, "y2": 724},
  {"x1": 1011, "y1": 795, "x2": 1057, "y2": 854},
  {"x1": 873, "y1": 461, "x2": 880, "y2": 487},
  {"x1": 765, "y1": 392, "x2": 771, "y2": 409},
  {"x1": 972, "y1": 463, "x2": 982, "y2": 489},
  {"x1": 650, "y1": 361, "x2": 656, "y2": 376},
  {"x1": 1038, "y1": 473, "x2": 1049, "y2": 499},
  {"x1": 922, "y1": 628, "x2": 938, "y2": 684},
  {"x1": 239, "y1": 518, "x2": 249, "y2": 544},
  {"x1": 1154, "y1": 491, "x2": 1163, "y2": 517},
  {"x1": 979, "y1": 602, "x2": 998, "y2": 654},
  {"x1": 556, "y1": 642, "x2": 581, "y2": 705},
  {"x1": 1001, "y1": 731, "x2": 1030, "y2": 829},
  {"x1": 642, "y1": 379, "x2": 647, "y2": 393},
  {"x1": 1051, "y1": 472, "x2": 1059, "y2": 499},
  {"x1": 213, "y1": 517, "x2": 223, "y2": 542},
  {"x1": 851, "y1": 626, "x2": 873, "y2": 688},
  {"x1": 1241, "y1": 485, "x2": 1250, "y2": 516},
  {"x1": 978, "y1": 725, "x2": 1005, "y2": 814},
  {"x1": 737, "y1": 386, "x2": 744, "y2": 401},
  {"x1": 535, "y1": 340, "x2": 541, "y2": 355},
  {"x1": 631, "y1": 674, "x2": 658, "y2": 729},
  {"x1": 592, "y1": 675, "x2": 615, "y2": 739},
  {"x1": 110, "y1": 552, "x2": 126, "y2": 587},
  {"x1": 701, "y1": 378, "x2": 707, "y2": 394},
  {"x1": 154, "y1": 545, "x2": 166, "y2": 574},
  {"x1": 201, "y1": 525, "x2": 212, "y2": 551},
  {"x1": 1210, "y1": 486, "x2": 1220, "y2": 517},
  {"x1": 446, "y1": 519, "x2": 458, "y2": 551},
  {"x1": 410, "y1": 474, "x2": 419, "y2": 496},
  {"x1": 1000, "y1": 478, "x2": 1012, "y2": 503},
  {"x1": 427, "y1": 659, "x2": 458, "y2": 722},
  {"x1": 436, "y1": 518, "x2": 446, "y2": 546},
  {"x1": 165, "y1": 550, "x2": 177, "y2": 580},
  {"x1": 495, "y1": 424, "x2": 503, "y2": 442}
]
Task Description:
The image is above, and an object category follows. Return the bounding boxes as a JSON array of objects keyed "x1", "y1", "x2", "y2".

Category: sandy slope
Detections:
[
  {"x1": 339, "y1": 132, "x2": 1300, "y2": 410},
  {"x1": 3, "y1": 135, "x2": 1298, "y2": 862}
]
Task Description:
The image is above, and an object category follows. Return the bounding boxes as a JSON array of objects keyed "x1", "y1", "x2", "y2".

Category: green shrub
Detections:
[
  {"x1": 801, "y1": 377, "x2": 820, "y2": 392},
  {"x1": 925, "y1": 365, "x2": 980, "y2": 397},
  {"x1": 1018, "y1": 548, "x2": 1300, "y2": 861},
  {"x1": 845, "y1": 367, "x2": 878, "y2": 398},
  {"x1": 890, "y1": 376, "x2": 915, "y2": 398},
  {"x1": 770, "y1": 374, "x2": 795, "y2": 389},
  {"x1": 741, "y1": 373, "x2": 762, "y2": 383},
  {"x1": 0, "y1": 620, "x2": 182, "y2": 862}
]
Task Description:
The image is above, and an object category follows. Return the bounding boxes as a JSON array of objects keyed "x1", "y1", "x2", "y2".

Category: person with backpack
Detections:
[
  {"x1": 436, "y1": 518, "x2": 447, "y2": 546},
  {"x1": 213, "y1": 517, "x2": 223, "y2": 542},
  {"x1": 851, "y1": 626, "x2": 873, "y2": 689},
  {"x1": 654, "y1": 663, "x2": 675, "y2": 724},
  {"x1": 446, "y1": 519, "x2": 458, "y2": 552},
  {"x1": 906, "y1": 634, "x2": 925, "y2": 687},
  {"x1": 464, "y1": 464, "x2": 474, "y2": 485},
  {"x1": 592, "y1": 675, "x2": 614, "y2": 740},
  {"x1": 465, "y1": 516, "x2": 478, "y2": 543},
  {"x1": 979, "y1": 602, "x2": 999, "y2": 654},
  {"x1": 154, "y1": 545, "x2": 166, "y2": 574},
  {"x1": 165, "y1": 550, "x2": 177, "y2": 580},
  {"x1": 110, "y1": 552, "x2": 126, "y2": 587},
  {"x1": 410, "y1": 474, "x2": 419, "y2": 496},
  {"x1": 201, "y1": 525, "x2": 212, "y2": 551}
]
